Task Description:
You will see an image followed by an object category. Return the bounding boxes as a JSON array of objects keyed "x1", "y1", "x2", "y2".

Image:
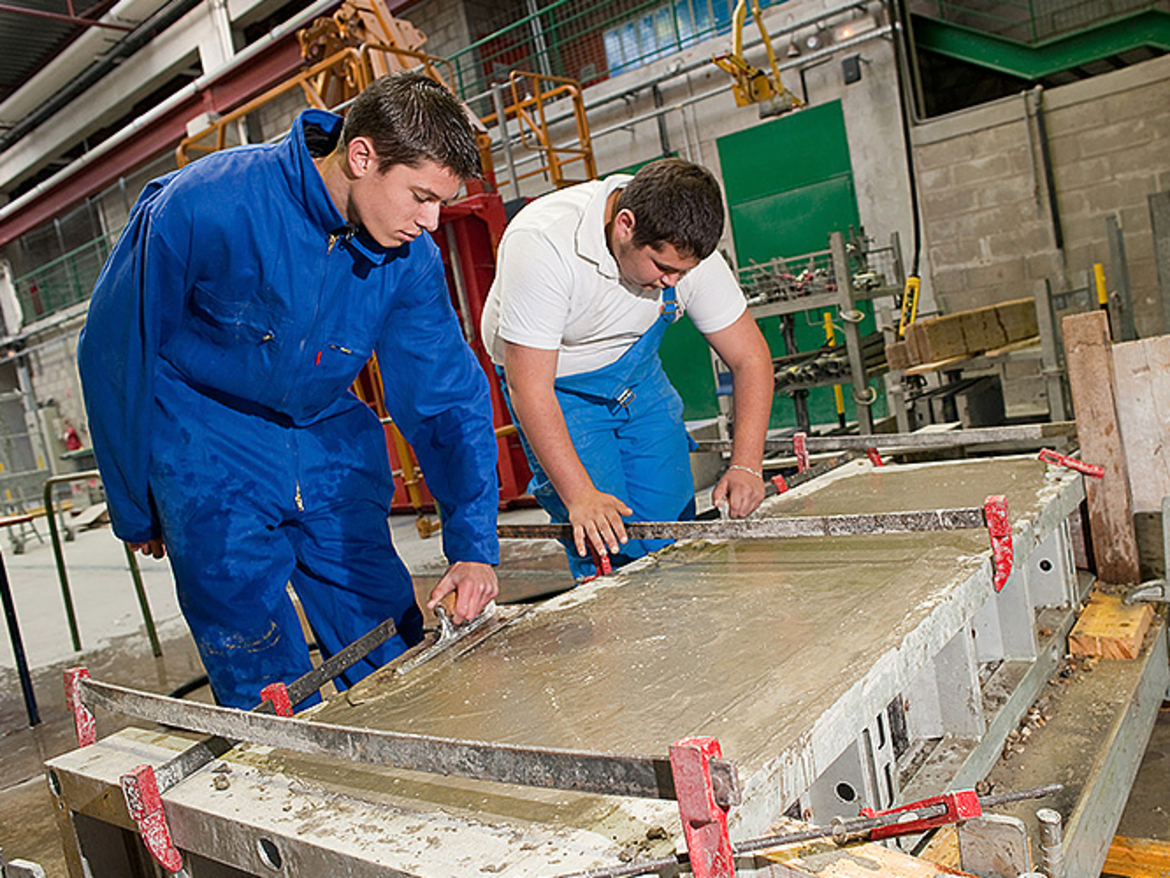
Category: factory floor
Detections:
[{"x1": 0, "y1": 506, "x2": 1167, "y2": 875}]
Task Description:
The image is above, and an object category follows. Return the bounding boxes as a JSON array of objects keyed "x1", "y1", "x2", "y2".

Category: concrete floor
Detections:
[{"x1": 0, "y1": 505, "x2": 1167, "y2": 875}]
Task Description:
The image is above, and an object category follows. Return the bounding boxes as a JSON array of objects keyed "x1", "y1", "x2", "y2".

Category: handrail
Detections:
[{"x1": 44, "y1": 471, "x2": 161, "y2": 658}]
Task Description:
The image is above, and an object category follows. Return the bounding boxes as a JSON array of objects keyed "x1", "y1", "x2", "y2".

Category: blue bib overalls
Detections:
[{"x1": 502, "y1": 286, "x2": 697, "y2": 580}]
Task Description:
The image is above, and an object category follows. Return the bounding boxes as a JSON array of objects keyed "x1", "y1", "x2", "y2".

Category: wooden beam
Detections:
[
  {"x1": 1104, "y1": 835, "x2": 1170, "y2": 877},
  {"x1": 1062, "y1": 310, "x2": 1141, "y2": 584},
  {"x1": 1069, "y1": 588, "x2": 1155, "y2": 659},
  {"x1": 1112, "y1": 336, "x2": 1170, "y2": 514}
]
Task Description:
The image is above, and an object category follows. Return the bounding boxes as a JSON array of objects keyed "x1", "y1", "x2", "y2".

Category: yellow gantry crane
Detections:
[{"x1": 712, "y1": 0, "x2": 803, "y2": 116}]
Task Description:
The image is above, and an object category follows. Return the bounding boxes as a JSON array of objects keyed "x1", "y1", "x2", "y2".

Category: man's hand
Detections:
[
  {"x1": 711, "y1": 467, "x2": 766, "y2": 519},
  {"x1": 567, "y1": 488, "x2": 632, "y2": 561},
  {"x1": 128, "y1": 538, "x2": 166, "y2": 559},
  {"x1": 427, "y1": 561, "x2": 498, "y2": 624}
]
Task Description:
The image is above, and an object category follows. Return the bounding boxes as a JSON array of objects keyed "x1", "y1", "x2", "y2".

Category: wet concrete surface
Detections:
[{"x1": 2, "y1": 464, "x2": 1168, "y2": 874}]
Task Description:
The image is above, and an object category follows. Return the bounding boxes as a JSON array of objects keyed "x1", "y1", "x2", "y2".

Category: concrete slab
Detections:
[{"x1": 45, "y1": 455, "x2": 1100, "y2": 877}]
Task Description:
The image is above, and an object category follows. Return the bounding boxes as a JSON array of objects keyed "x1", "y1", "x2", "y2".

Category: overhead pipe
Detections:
[{"x1": 0, "y1": 0, "x2": 341, "y2": 227}]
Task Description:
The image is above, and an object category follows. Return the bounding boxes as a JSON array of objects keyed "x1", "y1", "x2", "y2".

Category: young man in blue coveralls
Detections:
[
  {"x1": 78, "y1": 73, "x2": 499, "y2": 709},
  {"x1": 480, "y1": 158, "x2": 774, "y2": 580}
]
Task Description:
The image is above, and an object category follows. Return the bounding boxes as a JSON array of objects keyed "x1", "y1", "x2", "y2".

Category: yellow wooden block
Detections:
[
  {"x1": 1069, "y1": 588, "x2": 1154, "y2": 659},
  {"x1": 1103, "y1": 836, "x2": 1170, "y2": 877},
  {"x1": 761, "y1": 837, "x2": 975, "y2": 877}
]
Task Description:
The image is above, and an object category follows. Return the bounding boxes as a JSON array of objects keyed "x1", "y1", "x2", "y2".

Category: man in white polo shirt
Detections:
[{"x1": 481, "y1": 158, "x2": 774, "y2": 580}]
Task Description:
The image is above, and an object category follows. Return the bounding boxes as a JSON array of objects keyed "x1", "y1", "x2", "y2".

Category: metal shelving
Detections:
[{"x1": 735, "y1": 230, "x2": 905, "y2": 435}]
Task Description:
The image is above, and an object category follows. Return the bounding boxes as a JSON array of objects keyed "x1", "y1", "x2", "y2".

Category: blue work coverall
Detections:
[{"x1": 77, "y1": 110, "x2": 499, "y2": 709}]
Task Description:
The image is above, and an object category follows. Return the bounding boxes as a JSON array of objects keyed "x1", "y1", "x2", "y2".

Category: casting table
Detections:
[{"x1": 49, "y1": 455, "x2": 1109, "y2": 877}]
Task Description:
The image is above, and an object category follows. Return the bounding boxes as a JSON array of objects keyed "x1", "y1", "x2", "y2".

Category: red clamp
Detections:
[
  {"x1": 260, "y1": 682, "x2": 294, "y2": 717},
  {"x1": 793, "y1": 432, "x2": 809, "y2": 473},
  {"x1": 1038, "y1": 448, "x2": 1104, "y2": 479},
  {"x1": 121, "y1": 765, "x2": 184, "y2": 873},
  {"x1": 670, "y1": 737, "x2": 735, "y2": 878},
  {"x1": 984, "y1": 495, "x2": 1013, "y2": 593},
  {"x1": 861, "y1": 788, "x2": 982, "y2": 840},
  {"x1": 579, "y1": 545, "x2": 614, "y2": 583},
  {"x1": 64, "y1": 667, "x2": 95, "y2": 747},
  {"x1": 866, "y1": 448, "x2": 885, "y2": 467},
  {"x1": 771, "y1": 473, "x2": 788, "y2": 494}
]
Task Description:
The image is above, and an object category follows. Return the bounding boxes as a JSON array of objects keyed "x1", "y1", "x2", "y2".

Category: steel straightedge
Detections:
[
  {"x1": 143, "y1": 615, "x2": 400, "y2": 792},
  {"x1": 499, "y1": 507, "x2": 988, "y2": 542},
  {"x1": 694, "y1": 421, "x2": 1077, "y2": 454},
  {"x1": 79, "y1": 679, "x2": 742, "y2": 807}
]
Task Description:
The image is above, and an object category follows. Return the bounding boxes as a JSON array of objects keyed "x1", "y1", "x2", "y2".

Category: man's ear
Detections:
[
  {"x1": 346, "y1": 136, "x2": 378, "y2": 177},
  {"x1": 612, "y1": 207, "x2": 637, "y2": 242}
]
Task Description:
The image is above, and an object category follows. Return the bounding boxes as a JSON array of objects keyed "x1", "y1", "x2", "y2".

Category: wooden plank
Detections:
[
  {"x1": 762, "y1": 838, "x2": 976, "y2": 876},
  {"x1": 1062, "y1": 310, "x2": 1141, "y2": 584},
  {"x1": 903, "y1": 299, "x2": 1038, "y2": 366},
  {"x1": 1068, "y1": 588, "x2": 1154, "y2": 659},
  {"x1": 885, "y1": 340, "x2": 911, "y2": 371},
  {"x1": 1112, "y1": 336, "x2": 1170, "y2": 514},
  {"x1": 1104, "y1": 835, "x2": 1170, "y2": 877}
]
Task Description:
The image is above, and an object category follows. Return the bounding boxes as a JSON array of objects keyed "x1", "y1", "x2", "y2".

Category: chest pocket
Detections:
[{"x1": 189, "y1": 285, "x2": 280, "y2": 347}]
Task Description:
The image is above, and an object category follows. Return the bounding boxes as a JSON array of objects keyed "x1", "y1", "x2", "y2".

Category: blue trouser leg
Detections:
[
  {"x1": 151, "y1": 368, "x2": 421, "y2": 708},
  {"x1": 286, "y1": 501, "x2": 422, "y2": 691}
]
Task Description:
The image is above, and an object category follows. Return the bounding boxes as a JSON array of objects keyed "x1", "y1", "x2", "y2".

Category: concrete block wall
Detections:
[
  {"x1": 914, "y1": 53, "x2": 1170, "y2": 336},
  {"x1": 28, "y1": 325, "x2": 88, "y2": 457},
  {"x1": 409, "y1": 0, "x2": 472, "y2": 67}
]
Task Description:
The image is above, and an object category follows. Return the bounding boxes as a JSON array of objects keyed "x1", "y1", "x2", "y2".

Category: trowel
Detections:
[{"x1": 395, "y1": 591, "x2": 497, "y2": 675}]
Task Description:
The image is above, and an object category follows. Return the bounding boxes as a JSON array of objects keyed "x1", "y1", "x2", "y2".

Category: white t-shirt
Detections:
[{"x1": 480, "y1": 176, "x2": 747, "y2": 378}]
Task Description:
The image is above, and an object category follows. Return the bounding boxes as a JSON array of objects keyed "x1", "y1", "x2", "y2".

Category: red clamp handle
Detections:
[
  {"x1": 771, "y1": 473, "x2": 788, "y2": 494},
  {"x1": 579, "y1": 544, "x2": 614, "y2": 583},
  {"x1": 64, "y1": 667, "x2": 96, "y2": 747},
  {"x1": 793, "y1": 432, "x2": 809, "y2": 473},
  {"x1": 866, "y1": 448, "x2": 885, "y2": 467},
  {"x1": 984, "y1": 495, "x2": 1013, "y2": 593},
  {"x1": 260, "y1": 681, "x2": 294, "y2": 717},
  {"x1": 1038, "y1": 448, "x2": 1104, "y2": 478},
  {"x1": 121, "y1": 765, "x2": 184, "y2": 873},
  {"x1": 861, "y1": 788, "x2": 982, "y2": 839},
  {"x1": 670, "y1": 737, "x2": 735, "y2": 878}
]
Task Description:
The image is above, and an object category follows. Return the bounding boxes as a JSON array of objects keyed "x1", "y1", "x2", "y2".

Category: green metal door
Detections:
[{"x1": 717, "y1": 100, "x2": 883, "y2": 429}]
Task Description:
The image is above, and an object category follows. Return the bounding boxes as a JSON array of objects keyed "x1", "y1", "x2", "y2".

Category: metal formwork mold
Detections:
[{"x1": 47, "y1": 456, "x2": 1088, "y2": 877}]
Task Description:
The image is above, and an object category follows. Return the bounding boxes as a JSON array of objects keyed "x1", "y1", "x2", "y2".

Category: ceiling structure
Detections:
[{"x1": 0, "y1": 0, "x2": 127, "y2": 106}]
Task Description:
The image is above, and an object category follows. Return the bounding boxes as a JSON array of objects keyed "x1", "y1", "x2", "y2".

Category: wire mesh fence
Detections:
[{"x1": 449, "y1": 0, "x2": 786, "y2": 115}]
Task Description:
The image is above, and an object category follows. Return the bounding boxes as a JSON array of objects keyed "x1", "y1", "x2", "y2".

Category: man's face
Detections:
[
  {"x1": 609, "y1": 208, "x2": 701, "y2": 290},
  {"x1": 347, "y1": 145, "x2": 463, "y2": 248}
]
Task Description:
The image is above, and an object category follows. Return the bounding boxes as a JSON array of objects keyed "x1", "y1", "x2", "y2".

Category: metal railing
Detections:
[
  {"x1": 44, "y1": 471, "x2": 162, "y2": 658},
  {"x1": 12, "y1": 231, "x2": 118, "y2": 324},
  {"x1": 446, "y1": 0, "x2": 787, "y2": 110},
  {"x1": 919, "y1": 0, "x2": 1167, "y2": 44}
]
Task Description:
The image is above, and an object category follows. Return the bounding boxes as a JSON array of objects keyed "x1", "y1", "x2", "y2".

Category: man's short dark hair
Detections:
[
  {"x1": 342, "y1": 72, "x2": 482, "y2": 179},
  {"x1": 615, "y1": 158, "x2": 725, "y2": 259}
]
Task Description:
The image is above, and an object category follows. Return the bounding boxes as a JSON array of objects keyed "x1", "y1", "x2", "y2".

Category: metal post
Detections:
[
  {"x1": 0, "y1": 545, "x2": 39, "y2": 725},
  {"x1": 123, "y1": 545, "x2": 162, "y2": 658},
  {"x1": 44, "y1": 474, "x2": 84, "y2": 651},
  {"x1": 1105, "y1": 214, "x2": 1139, "y2": 342},
  {"x1": 830, "y1": 232, "x2": 874, "y2": 434},
  {"x1": 491, "y1": 83, "x2": 520, "y2": 197},
  {"x1": 1036, "y1": 807, "x2": 1063, "y2": 878}
]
